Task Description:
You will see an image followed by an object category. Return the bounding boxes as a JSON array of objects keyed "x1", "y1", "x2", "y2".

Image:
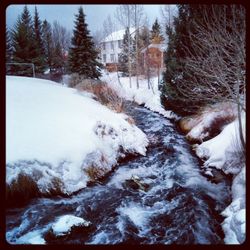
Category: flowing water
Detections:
[{"x1": 6, "y1": 102, "x2": 231, "y2": 244}]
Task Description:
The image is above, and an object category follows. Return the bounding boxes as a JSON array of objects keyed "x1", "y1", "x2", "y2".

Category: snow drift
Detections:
[{"x1": 6, "y1": 76, "x2": 148, "y2": 197}]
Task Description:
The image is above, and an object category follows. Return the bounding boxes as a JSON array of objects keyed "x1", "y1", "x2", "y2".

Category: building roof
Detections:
[
  {"x1": 101, "y1": 27, "x2": 136, "y2": 43},
  {"x1": 141, "y1": 43, "x2": 167, "y2": 53}
]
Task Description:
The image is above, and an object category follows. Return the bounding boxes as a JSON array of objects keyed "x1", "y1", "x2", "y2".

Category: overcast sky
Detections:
[{"x1": 6, "y1": 4, "x2": 167, "y2": 35}]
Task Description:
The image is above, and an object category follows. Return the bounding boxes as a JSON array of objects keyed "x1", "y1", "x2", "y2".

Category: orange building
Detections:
[{"x1": 140, "y1": 43, "x2": 166, "y2": 76}]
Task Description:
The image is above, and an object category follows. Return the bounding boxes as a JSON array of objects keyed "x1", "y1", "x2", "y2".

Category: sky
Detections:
[{"x1": 6, "y1": 4, "x2": 167, "y2": 35}]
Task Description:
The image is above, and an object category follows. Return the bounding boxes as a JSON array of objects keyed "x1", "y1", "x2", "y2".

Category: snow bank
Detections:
[
  {"x1": 221, "y1": 166, "x2": 245, "y2": 244},
  {"x1": 101, "y1": 72, "x2": 179, "y2": 120},
  {"x1": 196, "y1": 115, "x2": 245, "y2": 174},
  {"x1": 6, "y1": 76, "x2": 148, "y2": 195},
  {"x1": 195, "y1": 114, "x2": 245, "y2": 244},
  {"x1": 180, "y1": 102, "x2": 237, "y2": 142}
]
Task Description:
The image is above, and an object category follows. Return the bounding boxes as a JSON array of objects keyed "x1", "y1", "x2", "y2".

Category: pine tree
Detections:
[
  {"x1": 161, "y1": 5, "x2": 216, "y2": 114},
  {"x1": 33, "y1": 6, "x2": 46, "y2": 73},
  {"x1": 6, "y1": 27, "x2": 13, "y2": 75},
  {"x1": 68, "y1": 7, "x2": 102, "y2": 79},
  {"x1": 151, "y1": 18, "x2": 163, "y2": 43},
  {"x1": 12, "y1": 5, "x2": 35, "y2": 76},
  {"x1": 118, "y1": 28, "x2": 130, "y2": 75},
  {"x1": 51, "y1": 41, "x2": 64, "y2": 71},
  {"x1": 42, "y1": 19, "x2": 53, "y2": 71},
  {"x1": 118, "y1": 27, "x2": 136, "y2": 76},
  {"x1": 6, "y1": 28, "x2": 12, "y2": 63}
]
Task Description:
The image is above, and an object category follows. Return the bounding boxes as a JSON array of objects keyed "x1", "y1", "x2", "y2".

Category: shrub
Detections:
[{"x1": 69, "y1": 73, "x2": 124, "y2": 113}]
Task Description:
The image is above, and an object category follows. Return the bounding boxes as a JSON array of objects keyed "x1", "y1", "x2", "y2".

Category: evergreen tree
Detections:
[
  {"x1": 42, "y1": 19, "x2": 53, "y2": 71},
  {"x1": 160, "y1": 4, "x2": 239, "y2": 115},
  {"x1": 68, "y1": 7, "x2": 102, "y2": 79},
  {"x1": 33, "y1": 6, "x2": 46, "y2": 73},
  {"x1": 6, "y1": 28, "x2": 12, "y2": 63},
  {"x1": 12, "y1": 5, "x2": 35, "y2": 76},
  {"x1": 6, "y1": 27, "x2": 13, "y2": 75},
  {"x1": 161, "y1": 5, "x2": 202, "y2": 114},
  {"x1": 118, "y1": 27, "x2": 130, "y2": 75},
  {"x1": 151, "y1": 18, "x2": 164, "y2": 43},
  {"x1": 51, "y1": 41, "x2": 64, "y2": 71},
  {"x1": 118, "y1": 27, "x2": 136, "y2": 76}
]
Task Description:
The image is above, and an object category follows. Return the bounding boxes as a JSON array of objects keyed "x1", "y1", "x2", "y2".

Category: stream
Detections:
[{"x1": 6, "y1": 102, "x2": 231, "y2": 244}]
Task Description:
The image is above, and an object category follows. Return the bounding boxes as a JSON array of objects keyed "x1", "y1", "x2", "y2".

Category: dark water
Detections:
[{"x1": 6, "y1": 102, "x2": 231, "y2": 244}]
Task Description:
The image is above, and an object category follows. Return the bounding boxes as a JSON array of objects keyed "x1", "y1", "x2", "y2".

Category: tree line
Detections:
[{"x1": 6, "y1": 5, "x2": 101, "y2": 79}]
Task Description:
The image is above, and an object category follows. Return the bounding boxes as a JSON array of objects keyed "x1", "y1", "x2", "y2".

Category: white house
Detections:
[{"x1": 100, "y1": 28, "x2": 136, "y2": 72}]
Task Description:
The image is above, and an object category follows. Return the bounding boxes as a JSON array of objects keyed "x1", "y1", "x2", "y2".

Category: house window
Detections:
[
  {"x1": 111, "y1": 42, "x2": 114, "y2": 50},
  {"x1": 103, "y1": 54, "x2": 106, "y2": 63},
  {"x1": 110, "y1": 54, "x2": 115, "y2": 62},
  {"x1": 118, "y1": 40, "x2": 122, "y2": 48},
  {"x1": 102, "y1": 43, "x2": 106, "y2": 50}
]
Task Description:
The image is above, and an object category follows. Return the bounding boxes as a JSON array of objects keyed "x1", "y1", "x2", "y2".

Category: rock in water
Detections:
[
  {"x1": 124, "y1": 175, "x2": 150, "y2": 192},
  {"x1": 44, "y1": 215, "x2": 92, "y2": 243}
]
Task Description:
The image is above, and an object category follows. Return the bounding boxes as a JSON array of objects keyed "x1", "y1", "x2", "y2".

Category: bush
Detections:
[{"x1": 69, "y1": 73, "x2": 124, "y2": 113}]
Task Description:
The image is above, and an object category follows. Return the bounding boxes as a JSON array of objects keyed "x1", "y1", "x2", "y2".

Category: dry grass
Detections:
[
  {"x1": 6, "y1": 174, "x2": 40, "y2": 207},
  {"x1": 125, "y1": 116, "x2": 135, "y2": 125},
  {"x1": 69, "y1": 73, "x2": 124, "y2": 113},
  {"x1": 84, "y1": 165, "x2": 107, "y2": 182},
  {"x1": 180, "y1": 102, "x2": 237, "y2": 136},
  {"x1": 84, "y1": 153, "x2": 110, "y2": 182}
]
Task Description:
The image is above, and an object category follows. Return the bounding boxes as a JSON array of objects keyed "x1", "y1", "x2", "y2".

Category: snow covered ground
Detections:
[
  {"x1": 195, "y1": 114, "x2": 246, "y2": 244},
  {"x1": 101, "y1": 72, "x2": 178, "y2": 120},
  {"x1": 6, "y1": 76, "x2": 148, "y2": 195}
]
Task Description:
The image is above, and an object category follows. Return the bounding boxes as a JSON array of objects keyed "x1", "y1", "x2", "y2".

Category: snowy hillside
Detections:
[{"x1": 6, "y1": 76, "x2": 148, "y2": 195}]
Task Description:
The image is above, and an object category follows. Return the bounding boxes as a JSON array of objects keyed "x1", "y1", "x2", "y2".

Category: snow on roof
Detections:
[
  {"x1": 141, "y1": 43, "x2": 167, "y2": 53},
  {"x1": 101, "y1": 27, "x2": 136, "y2": 43}
]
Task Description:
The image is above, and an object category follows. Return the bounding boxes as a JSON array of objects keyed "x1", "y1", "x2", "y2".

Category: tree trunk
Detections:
[
  {"x1": 128, "y1": 7, "x2": 132, "y2": 88},
  {"x1": 135, "y1": 5, "x2": 139, "y2": 89}
]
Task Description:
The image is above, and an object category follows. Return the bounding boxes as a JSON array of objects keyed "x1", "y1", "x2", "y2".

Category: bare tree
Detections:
[
  {"x1": 160, "y1": 5, "x2": 177, "y2": 41},
  {"x1": 115, "y1": 5, "x2": 133, "y2": 88},
  {"x1": 132, "y1": 5, "x2": 147, "y2": 89},
  {"x1": 92, "y1": 28, "x2": 104, "y2": 46},
  {"x1": 52, "y1": 21, "x2": 71, "y2": 51},
  {"x1": 115, "y1": 5, "x2": 148, "y2": 88},
  {"x1": 177, "y1": 5, "x2": 245, "y2": 150},
  {"x1": 160, "y1": 5, "x2": 177, "y2": 27}
]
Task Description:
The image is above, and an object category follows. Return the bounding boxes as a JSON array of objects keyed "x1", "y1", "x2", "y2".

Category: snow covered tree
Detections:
[
  {"x1": 33, "y1": 6, "x2": 46, "y2": 73},
  {"x1": 68, "y1": 7, "x2": 102, "y2": 79}
]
